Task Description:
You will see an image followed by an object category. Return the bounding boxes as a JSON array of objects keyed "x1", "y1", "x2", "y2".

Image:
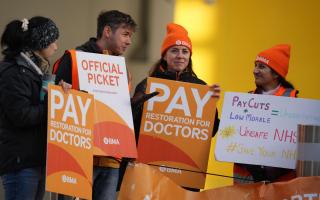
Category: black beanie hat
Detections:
[{"x1": 28, "y1": 18, "x2": 59, "y2": 50}]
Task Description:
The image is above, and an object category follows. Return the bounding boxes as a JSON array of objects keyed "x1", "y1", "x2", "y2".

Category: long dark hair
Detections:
[
  {"x1": 1, "y1": 20, "x2": 28, "y2": 58},
  {"x1": 149, "y1": 57, "x2": 197, "y2": 77},
  {"x1": 271, "y1": 69, "x2": 295, "y2": 89}
]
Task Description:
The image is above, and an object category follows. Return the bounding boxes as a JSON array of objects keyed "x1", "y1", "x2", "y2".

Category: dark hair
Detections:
[
  {"x1": 1, "y1": 16, "x2": 59, "y2": 58},
  {"x1": 278, "y1": 76, "x2": 295, "y2": 89},
  {"x1": 270, "y1": 69, "x2": 295, "y2": 89},
  {"x1": 1, "y1": 20, "x2": 28, "y2": 57},
  {"x1": 149, "y1": 57, "x2": 197, "y2": 77},
  {"x1": 97, "y1": 10, "x2": 137, "y2": 39}
]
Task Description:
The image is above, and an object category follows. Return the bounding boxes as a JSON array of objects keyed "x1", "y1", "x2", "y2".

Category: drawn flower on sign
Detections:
[{"x1": 220, "y1": 126, "x2": 236, "y2": 139}]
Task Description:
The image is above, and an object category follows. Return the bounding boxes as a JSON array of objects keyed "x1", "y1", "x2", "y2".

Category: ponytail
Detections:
[{"x1": 1, "y1": 19, "x2": 29, "y2": 58}]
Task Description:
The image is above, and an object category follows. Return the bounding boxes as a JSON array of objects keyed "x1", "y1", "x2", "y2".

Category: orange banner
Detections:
[
  {"x1": 46, "y1": 84, "x2": 94, "y2": 199},
  {"x1": 137, "y1": 77, "x2": 217, "y2": 189},
  {"x1": 119, "y1": 163, "x2": 320, "y2": 200}
]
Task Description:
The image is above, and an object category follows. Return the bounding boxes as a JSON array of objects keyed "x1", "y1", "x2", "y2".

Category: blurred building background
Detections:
[{"x1": 1, "y1": 0, "x2": 320, "y2": 197}]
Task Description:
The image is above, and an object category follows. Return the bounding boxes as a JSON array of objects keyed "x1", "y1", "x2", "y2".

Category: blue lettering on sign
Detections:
[
  {"x1": 229, "y1": 112, "x2": 271, "y2": 124},
  {"x1": 232, "y1": 96, "x2": 270, "y2": 111},
  {"x1": 245, "y1": 114, "x2": 271, "y2": 123},
  {"x1": 229, "y1": 112, "x2": 244, "y2": 120}
]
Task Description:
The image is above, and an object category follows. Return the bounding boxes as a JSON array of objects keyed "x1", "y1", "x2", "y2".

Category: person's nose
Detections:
[
  {"x1": 177, "y1": 50, "x2": 184, "y2": 58},
  {"x1": 53, "y1": 42, "x2": 58, "y2": 51},
  {"x1": 126, "y1": 36, "x2": 132, "y2": 46}
]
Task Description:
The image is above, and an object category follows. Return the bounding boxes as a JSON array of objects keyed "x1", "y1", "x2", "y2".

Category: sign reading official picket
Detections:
[
  {"x1": 215, "y1": 92, "x2": 320, "y2": 169},
  {"x1": 137, "y1": 77, "x2": 217, "y2": 189},
  {"x1": 46, "y1": 84, "x2": 94, "y2": 199},
  {"x1": 75, "y1": 51, "x2": 137, "y2": 158}
]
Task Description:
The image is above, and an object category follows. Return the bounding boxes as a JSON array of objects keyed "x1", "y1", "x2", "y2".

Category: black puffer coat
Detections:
[
  {"x1": 0, "y1": 55, "x2": 47, "y2": 175},
  {"x1": 132, "y1": 69, "x2": 220, "y2": 143}
]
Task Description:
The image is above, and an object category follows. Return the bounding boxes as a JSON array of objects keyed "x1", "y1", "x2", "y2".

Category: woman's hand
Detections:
[
  {"x1": 59, "y1": 80, "x2": 72, "y2": 93},
  {"x1": 131, "y1": 91, "x2": 159, "y2": 107},
  {"x1": 209, "y1": 84, "x2": 221, "y2": 99}
]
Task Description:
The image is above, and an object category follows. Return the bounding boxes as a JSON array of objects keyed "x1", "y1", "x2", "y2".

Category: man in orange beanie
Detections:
[{"x1": 234, "y1": 44, "x2": 298, "y2": 184}]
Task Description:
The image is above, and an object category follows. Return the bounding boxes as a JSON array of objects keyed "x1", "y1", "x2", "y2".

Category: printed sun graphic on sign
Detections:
[{"x1": 220, "y1": 126, "x2": 236, "y2": 139}]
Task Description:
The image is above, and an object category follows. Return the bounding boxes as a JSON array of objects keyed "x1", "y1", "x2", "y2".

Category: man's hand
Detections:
[{"x1": 59, "y1": 80, "x2": 72, "y2": 93}]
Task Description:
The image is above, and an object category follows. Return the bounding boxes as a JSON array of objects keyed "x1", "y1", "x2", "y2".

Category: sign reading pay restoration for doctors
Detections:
[
  {"x1": 46, "y1": 84, "x2": 94, "y2": 200},
  {"x1": 137, "y1": 77, "x2": 218, "y2": 189}
]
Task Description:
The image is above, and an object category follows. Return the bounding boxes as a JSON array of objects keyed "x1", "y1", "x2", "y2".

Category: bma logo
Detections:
[
  {"x1": 256, "y1": 55, "x2": 269, "y2": 64},
  {"x1": 159, "y1": 165, "x2": 182, "y2": 174},
  {"x1": 175, "y1": 40, "x2": 191, "y2": 48},
  {"x1": 103, "y1": 137, "x2": 120, "y2": 145},
  {"x1": 61, "y1": 174, "x2": 77, "y2": 184},
  {"x1": 283, "y1": 193, "x2": 320, "y2": 200},
  {"x1": 175, "y1": 40, "x2": 182, "y2": 45}
]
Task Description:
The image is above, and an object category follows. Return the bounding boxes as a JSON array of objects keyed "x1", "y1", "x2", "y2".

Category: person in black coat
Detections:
[{"x1": 0, "y1": 16, "x2": 59, "y2": 200}]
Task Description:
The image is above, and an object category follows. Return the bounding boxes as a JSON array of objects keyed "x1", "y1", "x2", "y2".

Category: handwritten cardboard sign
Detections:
[{"x1": 215, "y1": 92, "x2": 320, "y2": 169}]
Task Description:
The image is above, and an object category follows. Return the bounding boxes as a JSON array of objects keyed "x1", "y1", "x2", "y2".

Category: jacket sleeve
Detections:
[
  {"x1": 200, "y1": 80, "x2": 220, "y2": 137},
  {"x1": 54, "y1": 53, "x2": 72, "y2": 85},
  {"x1": 212, "y1": 109, "x2": 220, "y2": 137},
  {"x1": 0, "y1": 68, "x2": 45, "y2": 128},
  {"x1": 131, "y1": 79, "x2": 147, "y2": 145}
]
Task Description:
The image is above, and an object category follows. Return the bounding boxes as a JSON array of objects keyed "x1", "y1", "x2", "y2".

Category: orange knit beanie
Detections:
[
  {"x1": 161, "y1": 23, "x2": 192, "y2": 55},
  {"x1": 255, "y1": 44, "x2": 291, "y2": 78}
]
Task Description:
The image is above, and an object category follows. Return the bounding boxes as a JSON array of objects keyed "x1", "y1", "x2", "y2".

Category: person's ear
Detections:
[
  {"x1": 163, "y1": 54, "x2": 167, "y2": 62},
  {"x1": 271, "y1": 71, "x2": 279, "y2": 80},
  {"x1": 103, "y1": 26, "x2": 112, "y2": 38}
]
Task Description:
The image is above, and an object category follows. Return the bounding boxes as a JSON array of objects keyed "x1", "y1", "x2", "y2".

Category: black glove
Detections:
[{"x1": 131, "y1": 91, "x2": 159, "y2": 108}]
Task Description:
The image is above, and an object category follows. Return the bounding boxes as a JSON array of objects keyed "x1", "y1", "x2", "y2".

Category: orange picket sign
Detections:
[
  {"x1": 137, "y1": 77, "x2": 218, "y2": 189},
  {"x1": 46, "y1": 84, "x2": 94, "y2": 199}
]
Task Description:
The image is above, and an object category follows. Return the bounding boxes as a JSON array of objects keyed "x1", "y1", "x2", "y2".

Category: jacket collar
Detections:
[
  {"x1": 76, "y1": 38, "x2": 102, "y2": 54},
  {"x1": 15, "y1": 53, "x2": 43, "y2": 76},
  {"x1": 152, "y1": 68, "x2": 193, "y2": 81}
]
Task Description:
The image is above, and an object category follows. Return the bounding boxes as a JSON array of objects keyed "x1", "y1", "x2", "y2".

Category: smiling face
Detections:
[
  {"x1": 163, "y1": 45, "x2": 191, "y2": 73},
  {"x1": 253, "y1": 61, "x2": 279, "y2": 90},
  {"x1": 105, "y1": 24, "x2": 134, "y2": 56}
]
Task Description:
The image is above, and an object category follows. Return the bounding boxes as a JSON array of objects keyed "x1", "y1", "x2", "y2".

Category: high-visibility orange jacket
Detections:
[{"x1": 52, "y1": 45, "x2": 132, "y2": 168}]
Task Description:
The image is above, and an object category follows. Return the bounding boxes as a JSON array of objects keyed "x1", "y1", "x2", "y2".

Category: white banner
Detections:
[
  {"x1": 215, "y1": 92, "x2": 320, "y2": 169},
  {"x1": 75, "y1": 51, "x2": 137, "y2": 158}
]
